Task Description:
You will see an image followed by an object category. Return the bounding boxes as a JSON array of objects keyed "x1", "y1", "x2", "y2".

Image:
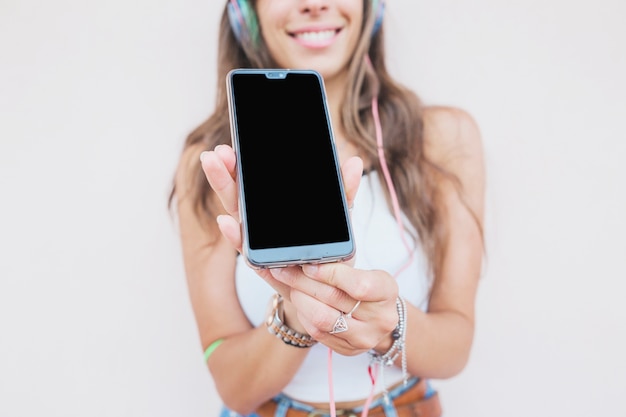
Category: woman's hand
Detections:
[
  {"x1": 269, "y1": 263, "x2": 400, "y2": 356},
  {"x1": 199, "y1": 144, "x2": 364, "y2": 301}
]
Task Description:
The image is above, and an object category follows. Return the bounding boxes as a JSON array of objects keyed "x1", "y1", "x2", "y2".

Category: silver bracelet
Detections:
[
  {"x1": 368, "y1": 297, "x2": 409, "y2": 394},
  {"x1": 265, "y1": 294, "x2": 317, "y2": 348}
]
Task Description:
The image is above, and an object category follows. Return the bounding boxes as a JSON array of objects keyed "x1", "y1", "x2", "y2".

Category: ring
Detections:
[
  {"x1": 329, "y1": 312, "x2": 348, "y2": 334},
  {"x1": 329, "y1": 300, "x2": 361, "y2": 334},
  {"x1": 346, "y1": 300, "x2": 361, "y2": 319}
]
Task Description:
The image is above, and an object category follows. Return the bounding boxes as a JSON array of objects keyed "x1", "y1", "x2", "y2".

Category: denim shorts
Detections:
[{"x1": 219, "y1": 377, "x2": 436, "y2": 417}]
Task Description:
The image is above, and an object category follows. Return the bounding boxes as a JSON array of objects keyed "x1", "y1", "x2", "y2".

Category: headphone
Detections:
[{"x1": 227, "y1": 0, "x2": 385, "y2": 45}]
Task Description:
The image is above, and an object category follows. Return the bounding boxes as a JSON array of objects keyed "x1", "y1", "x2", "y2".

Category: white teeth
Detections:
[{"x1": 296, "y1": 30, "x2": 336, "y2": 42}]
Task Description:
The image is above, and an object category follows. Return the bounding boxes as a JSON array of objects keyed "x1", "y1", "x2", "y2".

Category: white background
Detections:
[{"x1": 1, "y1": 0, "x2": 625, "y2": 416}]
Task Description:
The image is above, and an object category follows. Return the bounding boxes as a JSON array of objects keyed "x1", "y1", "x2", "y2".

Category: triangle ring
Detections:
[{"x1": 329, "y1": 300, "x2": 361, "y2": 334}]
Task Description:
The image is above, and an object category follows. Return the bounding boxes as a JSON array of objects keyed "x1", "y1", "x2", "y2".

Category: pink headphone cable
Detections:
[
  {"x1": 328, "y1": 65, "x2": 415, "y2": 417},
  {"x1": 369, "y1": 62, "x2": 415, "y2": 272}
]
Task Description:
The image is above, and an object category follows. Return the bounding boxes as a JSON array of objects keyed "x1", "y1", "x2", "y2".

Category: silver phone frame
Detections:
[{"x1": 225, "y1": 68, "x2": 355, "y2": 269}]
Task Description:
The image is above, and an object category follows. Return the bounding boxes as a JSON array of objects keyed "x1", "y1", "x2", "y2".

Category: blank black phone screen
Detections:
[{"x1": 231, "y1": 72, "x2": 350, "y2": 250}]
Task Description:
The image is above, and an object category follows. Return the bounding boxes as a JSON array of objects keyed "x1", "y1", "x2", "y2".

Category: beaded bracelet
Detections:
[
  {"x1": 266, "y1": 294, "x2": 317, "y2": 348},
  {"x1": 368, "y1": 297, "x2": 409, "y2": 393}
]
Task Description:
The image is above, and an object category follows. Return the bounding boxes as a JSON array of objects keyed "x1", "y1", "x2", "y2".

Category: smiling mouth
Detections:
[{"x1": 292, "y1": 29, "x2": 340, "y2": 42}]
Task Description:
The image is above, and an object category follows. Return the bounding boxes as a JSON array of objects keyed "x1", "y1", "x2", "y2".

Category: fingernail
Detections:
[
  {"x1": 270, "y1": 268, "x2": 287, "y2": 280},
  {"x1": 216, "y1": 215, "x2": 226, "y2": 226},
  {"x1": 302, "y1": 264, "x2": 319, "y2": 277},
  {"x1": 200, "y1": 151, "x2": 210, "y2": 163}
]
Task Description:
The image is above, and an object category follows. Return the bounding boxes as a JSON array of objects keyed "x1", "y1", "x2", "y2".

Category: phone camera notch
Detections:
[{"x1": 266, "y1": 71, "x2": 287, "y2": 79}]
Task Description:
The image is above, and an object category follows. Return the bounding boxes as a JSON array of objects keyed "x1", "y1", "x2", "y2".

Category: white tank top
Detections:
[{"x1": 235, "y1": 170, "x2": 431, "y2": 402}]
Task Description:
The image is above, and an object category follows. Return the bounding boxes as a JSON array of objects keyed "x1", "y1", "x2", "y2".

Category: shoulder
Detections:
[
  {"x1": 422, "y1": 105, "x2": 485, "y2": 217},
  {"x1": 422, "y1": 105, "x2": 482, "y2": 166}
]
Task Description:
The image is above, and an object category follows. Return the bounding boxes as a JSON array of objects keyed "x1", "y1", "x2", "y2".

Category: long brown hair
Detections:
[{"x1": 170, "y1": 1, "x2": 451, "y2": 278}]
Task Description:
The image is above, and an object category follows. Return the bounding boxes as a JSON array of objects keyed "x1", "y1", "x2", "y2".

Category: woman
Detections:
[{"x1": 170, "y1": 0, "x2": 485, "y2": 416}]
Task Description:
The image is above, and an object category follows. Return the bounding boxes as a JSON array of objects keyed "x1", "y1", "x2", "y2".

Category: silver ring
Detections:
[
  {"x1": 329, "y1": 300, "x2": 361, "y2": 334},
  {"x1": 329, "y1": 312, "x2": 348, "y2": 334},
  {"x1": 345, "y1": 300, "x2": 361, "y2": 319}
]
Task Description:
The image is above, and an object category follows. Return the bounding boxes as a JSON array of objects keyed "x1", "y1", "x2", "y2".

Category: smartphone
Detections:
[{"x1": 226, "y1": 69, "x2": 355, "y2": 269}]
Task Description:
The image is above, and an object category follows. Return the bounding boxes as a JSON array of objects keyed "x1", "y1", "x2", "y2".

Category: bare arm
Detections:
[
  {"x1": 174, "y1": 145, "x2": 308, "y2": 414},
  {"x1": 174, "y1": 145, "x2": 364, "y2": 413},
  {"x1": 411, "y1": 105, "x2": 485, "y2": 377}
]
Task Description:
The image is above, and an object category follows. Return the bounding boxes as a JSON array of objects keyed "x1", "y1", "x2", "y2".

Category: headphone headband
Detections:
[{"x1": 227, "y1": 0, "x2": 385, "y2": 45}]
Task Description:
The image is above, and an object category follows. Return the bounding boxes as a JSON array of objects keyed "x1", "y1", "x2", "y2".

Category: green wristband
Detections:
[{"x1": 203, "y1": 339, "x2": 224, "y2": 362}]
